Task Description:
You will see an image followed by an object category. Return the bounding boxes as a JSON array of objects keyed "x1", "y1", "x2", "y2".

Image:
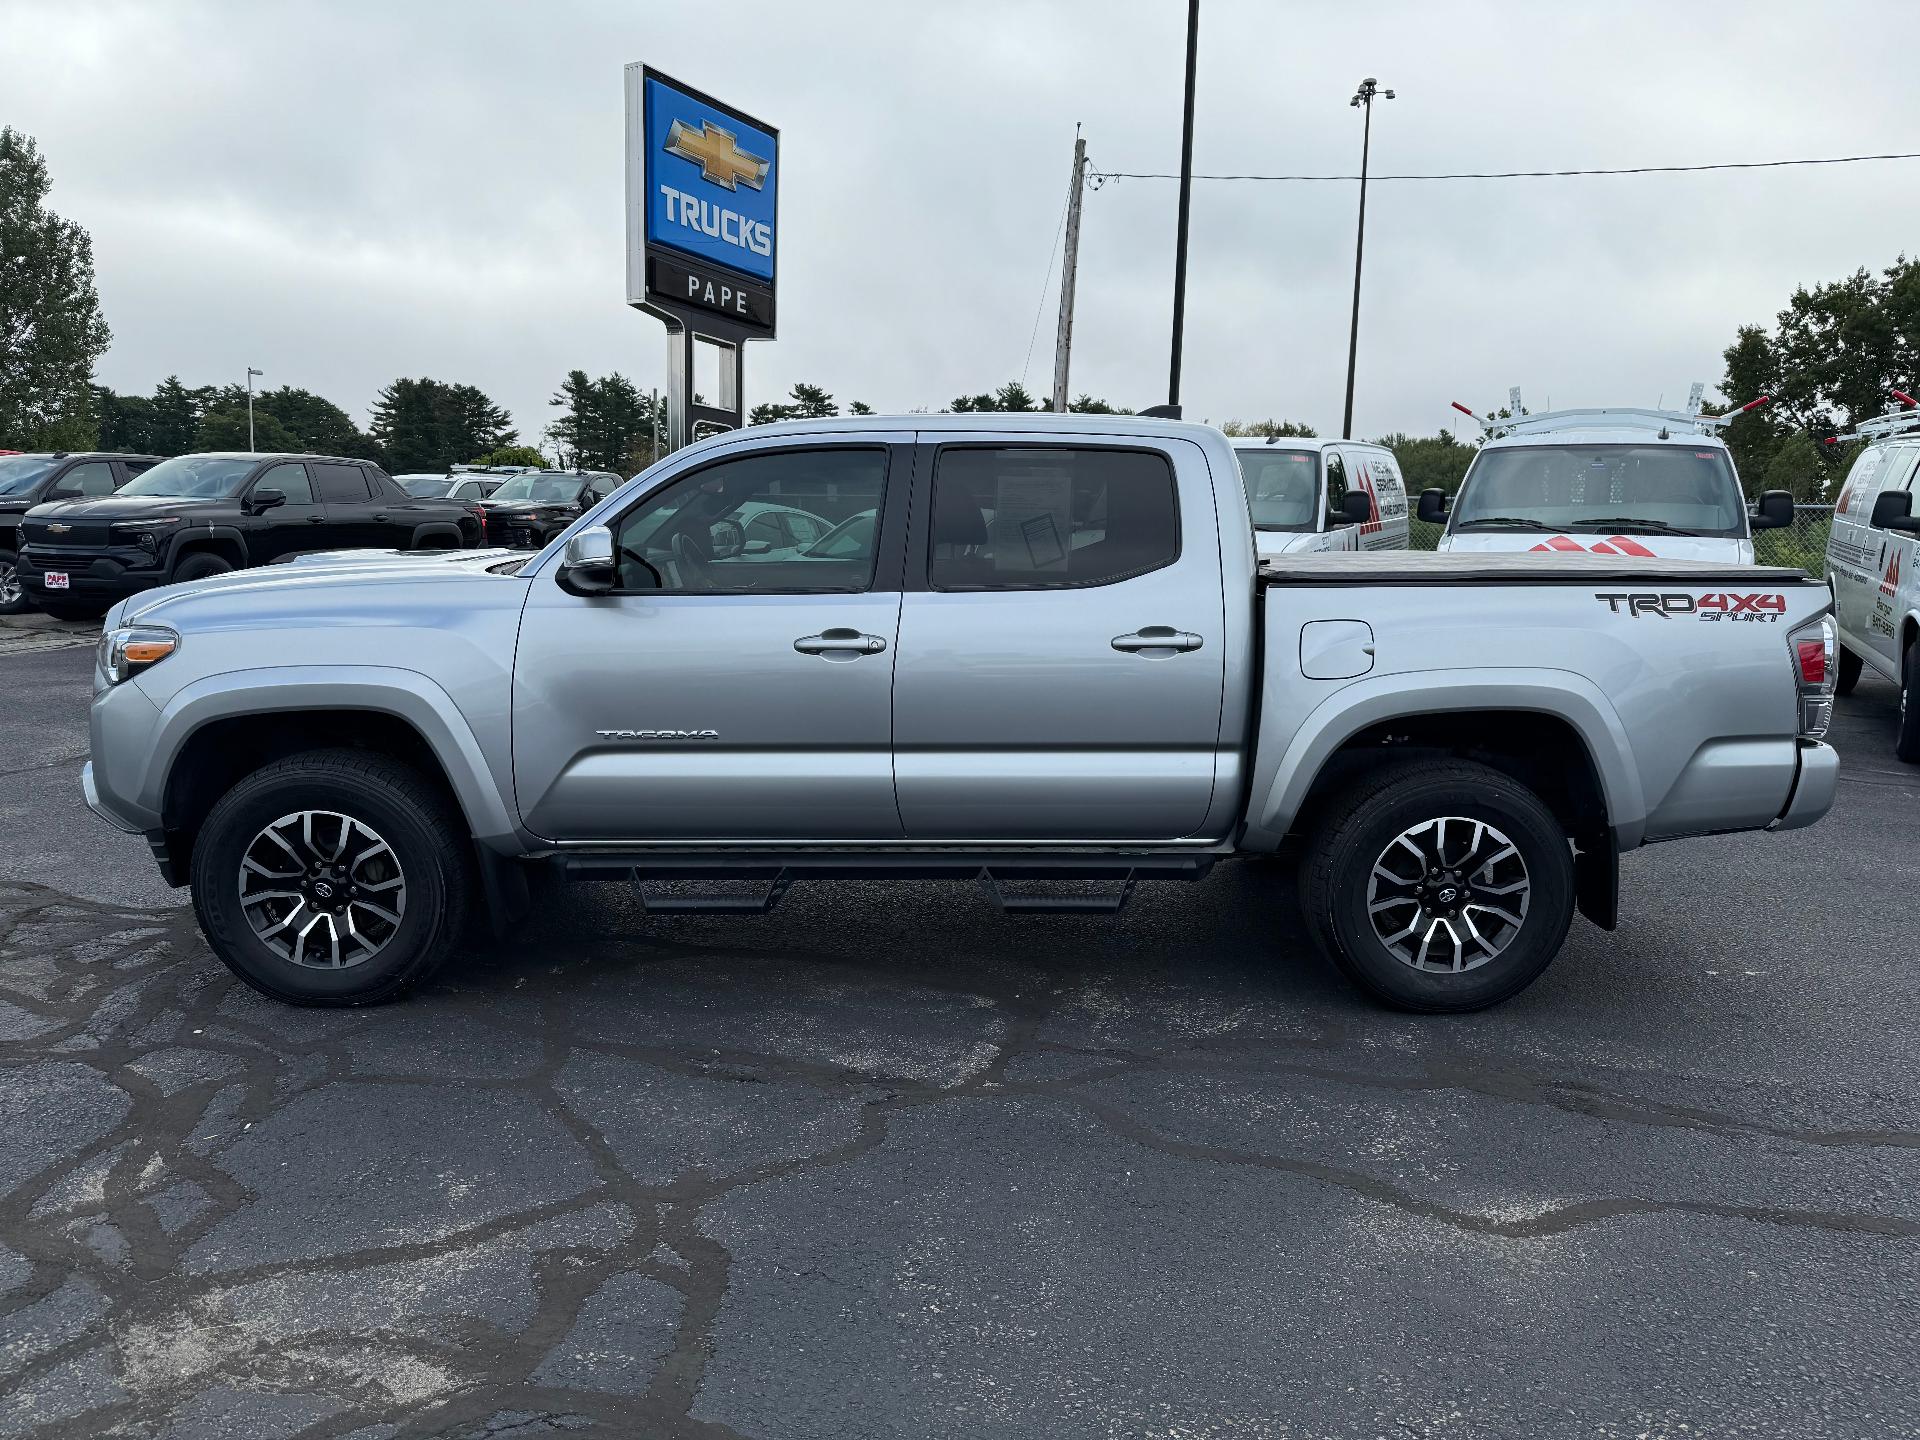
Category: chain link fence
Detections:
[{"x1": 1407, "y1": 505, "x2": 1835, "y2": 577}]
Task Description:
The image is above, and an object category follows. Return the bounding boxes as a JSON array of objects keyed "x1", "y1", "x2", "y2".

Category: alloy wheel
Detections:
[
  {"x1": 1364, "y1": 815, "x2": 1531, "y2": 973},
  {"x1": 236, "y1": 810, "x2": 407, "y2": 969}
]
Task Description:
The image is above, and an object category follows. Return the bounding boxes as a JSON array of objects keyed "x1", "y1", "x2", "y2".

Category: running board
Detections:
[{"x1": 976, "y1": 870, "x2": 1138, "y2": 915}]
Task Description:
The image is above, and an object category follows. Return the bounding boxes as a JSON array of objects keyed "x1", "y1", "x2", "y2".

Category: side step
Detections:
[{"x1": 553, "y1": 850, "x2": 1218, "y2": 918}]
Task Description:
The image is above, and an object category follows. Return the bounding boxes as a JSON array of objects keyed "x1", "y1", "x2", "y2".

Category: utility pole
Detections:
[
  {"x1": 650, "y1": 387, "x2": 661, "y2": 465},
  {"x1": 245, "y1": 366, "x2": 263, "y2": 452},
  {"x1": 1341, "y1": 77, "x2": 1393, "y2": 440},
  {"x1": 1050, "y1": 129, "x2": 1089, "y2": 413},
  {"x1": 1167, "y1": 0, "x2": 1200, "y2": 412}
]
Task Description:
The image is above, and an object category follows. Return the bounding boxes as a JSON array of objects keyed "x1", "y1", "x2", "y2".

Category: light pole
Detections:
[
  {"x1": 1166, "y1": 0, "x2": 1200, "y2": 412},
  {"x1": 246, "y1": 366, "x2": 264, "y2": 452},
  {"x1": 1340, "y1": 77, "x2": 1393, "y2": 440}
]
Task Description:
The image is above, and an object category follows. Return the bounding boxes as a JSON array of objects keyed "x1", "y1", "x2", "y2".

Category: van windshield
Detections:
[
  {"x1": 1451, "y1": 444, "x2": 1747, "y2": 537},
  {"x1": 1237, "y1": 449, "x2": 1321, "y2": 531}
]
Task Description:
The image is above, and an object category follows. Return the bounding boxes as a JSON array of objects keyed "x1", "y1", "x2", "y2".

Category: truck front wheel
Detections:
[
  {"x1": 189, "y1": 749, "x2": 471, "y2": 1006},
  {"x1": 1302, "y1": 759, "x2": 1575, "y2": 1013}
]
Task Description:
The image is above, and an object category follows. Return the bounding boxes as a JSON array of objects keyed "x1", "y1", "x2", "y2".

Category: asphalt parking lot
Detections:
[{"x1": 2, "y1": 628, "x2": 1917, "y2": 1439}]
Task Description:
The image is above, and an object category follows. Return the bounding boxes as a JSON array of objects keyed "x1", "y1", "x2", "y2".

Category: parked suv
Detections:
[
  {"x1": 477, "y1": 471, "x2": 620, "y2": 550},
  {"x1": 0, "y1": 452, "x2": 163, "y2": 614},
  {"x1": 18, "y1": 452, "x2": 482, "y2": 618}
]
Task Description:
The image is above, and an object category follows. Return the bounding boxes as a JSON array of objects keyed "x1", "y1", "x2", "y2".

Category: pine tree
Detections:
[{"x1": 0, "y1": 128, "x2": 111, "y2": 448}]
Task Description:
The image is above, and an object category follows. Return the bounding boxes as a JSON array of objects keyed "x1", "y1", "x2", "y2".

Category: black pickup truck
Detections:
[
  {"x1": 17, "y1": 451, "x2": 484, "y2": 618},
  {"x1": 0, "y1": 451, "x2": 165, "y2": 614}
]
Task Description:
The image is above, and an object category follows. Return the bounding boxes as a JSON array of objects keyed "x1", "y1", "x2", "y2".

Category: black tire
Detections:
[
  {"x1": 0, "y1": 547, "x2": 27, "y2": 616},
  {"x1": 1836, "y1": 644, "x2": 1864, "y2": 698},
  {"x1": 190, "y1": 749, "x2": 472, "y2": 1006},
  {"x1": 172, "y1": 552, "x2": 234, "y2": 584},
  {"x1": 39, "y1": 602, "x2": 107, "y2": 623},
  {"x1": 1301, "y1": 759, "x2": 1575, "y2": 1013},
  {"x1": 1898, "y1": 639, "x2": 1920, "y2": 764}
]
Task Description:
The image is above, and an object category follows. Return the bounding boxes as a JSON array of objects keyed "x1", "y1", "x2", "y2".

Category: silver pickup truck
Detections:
[{"x1": 81, "y1": 415, "x2": 1839, "y2": 1013}]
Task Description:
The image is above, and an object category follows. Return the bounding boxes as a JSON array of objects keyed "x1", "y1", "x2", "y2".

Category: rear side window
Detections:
[
  {"x1": 929, "y1": 447, "x2": 1179, "y2": 591},
  {"x1": 313, "y1": 463, "x2": 372, "y2": 502}
]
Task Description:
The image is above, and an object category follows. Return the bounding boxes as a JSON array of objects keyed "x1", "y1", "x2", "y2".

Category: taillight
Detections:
[{"x1": 1787, "y1": 614, "x2": 1836, "y2": 739}]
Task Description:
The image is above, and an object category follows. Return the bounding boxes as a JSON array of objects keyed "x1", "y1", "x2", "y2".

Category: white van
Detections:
[
  {"x1": 1421, "y1": 404, "x2": 1792, "y2": 563},
  {"x1": 1232, "y1": 437, "x2": 1409, "y2": 558},
  {"x1": 1824, "y1": 412, "x2": 1920, "y2": 758}
]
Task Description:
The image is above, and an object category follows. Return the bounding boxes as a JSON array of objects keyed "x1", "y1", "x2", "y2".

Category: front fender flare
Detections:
[
  {"x1": 140, "y1": 665, "x2": 520, "y2": 848},
  {"x1": 1243, "y1": 667, "x2": 1648, "y2": 850}
]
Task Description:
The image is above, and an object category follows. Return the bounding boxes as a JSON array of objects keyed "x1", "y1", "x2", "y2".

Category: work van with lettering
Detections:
[
  {"x1": 1233, "y1": 438, "x2": 1409, "y2": 558},
  {"x1": 1824, "y1": 410, "x2": 1920, "y2": 759}
]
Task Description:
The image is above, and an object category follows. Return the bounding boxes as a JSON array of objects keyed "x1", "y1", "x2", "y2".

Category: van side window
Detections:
[
  {"x1": 1324, "y1": 452, "x2": 1348, "y2": 516},
  {"x1": 928, "y1": 446, "x2": 1179, "y2": 590}
]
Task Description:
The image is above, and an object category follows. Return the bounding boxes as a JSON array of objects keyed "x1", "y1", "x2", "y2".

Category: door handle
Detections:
[
  {"x1": 1111, "y1": 626, "x2": 1204, "y2": 654},
  {"x1": 794, "y1": 628, "x2": 887, "y2": 657},
  {"x1": 306, "y1": 514, "x2": 327, "y2": 523},
  {"x1": 373, "y1": 513, "x2": 390, "y2": 522}
]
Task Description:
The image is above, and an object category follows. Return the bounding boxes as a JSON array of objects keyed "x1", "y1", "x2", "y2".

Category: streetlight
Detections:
[
  {"x1": 1340, "y1": 77, "x2": 1393, "y2": 440},
  {"x1": 245, "y1": 366, "x2": 264, "y2": 451}
]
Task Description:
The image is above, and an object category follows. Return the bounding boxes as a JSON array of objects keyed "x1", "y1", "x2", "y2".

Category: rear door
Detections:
[
  {"x1": 1830, "y1": 445, "x2": 1893, "y2": 661},
  {"x1": 1866, "y1": 445, "x2": 1920, "y2": 674},
  {"x1": 311, "y1": 462, "x2": 383, "y2": 548},
  {"x1": 891, "y1": 434, "x2": 1227, "y2": 839},
  {"x1": 1356, "y1": 449, "x2": 1410, "y2": 550}
]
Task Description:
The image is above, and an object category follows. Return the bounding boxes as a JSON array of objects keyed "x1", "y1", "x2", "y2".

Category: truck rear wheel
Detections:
[
  {"x1": 1302, "y1": 759, "x2": 1575, "y2": 1013},
  {"x1": 189, "y1": 749, "x2": 471, "y2": 1006}
]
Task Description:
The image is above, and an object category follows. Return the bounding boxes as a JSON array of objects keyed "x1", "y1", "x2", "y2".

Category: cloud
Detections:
[{"x1": 8, "y1": 0, "x2": 1920, "y2": 448}]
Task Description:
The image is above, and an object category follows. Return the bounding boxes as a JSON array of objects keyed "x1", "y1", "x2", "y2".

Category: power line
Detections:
[
  {"x1": 1086, "y1": 149, "x2": 1920, "y2": 186},
  {"x1": 1019, "y1": 180, "x2": 1074, "y2": 388}
]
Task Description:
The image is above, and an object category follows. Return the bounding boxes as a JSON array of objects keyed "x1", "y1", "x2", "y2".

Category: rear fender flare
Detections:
[
  {"x1": 1244, "y1": 668, "x2": 1647, "y2": 850},
  {"x1": 407, "y1": 521, "x2": 464, "y2": 550}
]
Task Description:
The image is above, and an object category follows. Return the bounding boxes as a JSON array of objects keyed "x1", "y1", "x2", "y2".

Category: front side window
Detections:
[
  {"x1": 256, "y1": 462, "x2": 315, "y2": 506},
  {"x1": 929, "y1": 447, "x2": 1178, "y2": 590},
  {"x1": 56, "y1": 461, "x2": 117, "y2": 497},
  {"x1": 119, "y1": 456, "x2": 259, "y2": 499},
  {"x1": 1237, "y1": 448, "x2": 1321, "y2": 531},
  {"x1": 609, "y1": 448, "x2": 887, "y2": 593},
  {"x1": 1451, "y1": 444, "x2": 1746, "y2": 537}
]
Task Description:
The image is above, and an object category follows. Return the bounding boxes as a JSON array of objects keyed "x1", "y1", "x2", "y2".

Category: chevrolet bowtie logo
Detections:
[
  {"x1": 47, "y1": 523, "x2": 70, "y2": 535},
  {"x1": 664, "y1": 118, "x2": 769, "y2": 192}
]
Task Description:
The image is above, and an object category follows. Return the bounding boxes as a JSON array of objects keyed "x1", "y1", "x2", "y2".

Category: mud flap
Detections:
[{"x1": 1573, "y1": 830, "x2": 1618, "y2": 931}]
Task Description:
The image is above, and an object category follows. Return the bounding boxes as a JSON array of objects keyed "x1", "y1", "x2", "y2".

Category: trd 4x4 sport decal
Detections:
[
  {"x1": 1532, "y1": 535, "x2": 1657, "y2": 557},
  {"x1": 1596, "y1": 592, "x2": 1787, "y2": 621}
]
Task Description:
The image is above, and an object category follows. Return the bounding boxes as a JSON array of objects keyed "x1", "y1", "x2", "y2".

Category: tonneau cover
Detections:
[{"x1": 1259, "y1": 550, "x2": 1816, "y2": 586}]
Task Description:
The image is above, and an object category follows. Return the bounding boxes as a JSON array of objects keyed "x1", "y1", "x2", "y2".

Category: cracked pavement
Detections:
[{"x1": 2, "y1": 641, "x2": 1918, "y2": 1437}]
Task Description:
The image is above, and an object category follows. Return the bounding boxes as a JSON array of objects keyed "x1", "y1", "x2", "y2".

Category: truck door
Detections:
[
  {"x1": 891, "y1": 436, "x2": 1227, "y2": 839},
  {"x1": 1831, "y1": 446, "x2": 1891, "y2": 660},
  {"x1": 511, "y1": 436, "x2": 910, "y2": 841}
]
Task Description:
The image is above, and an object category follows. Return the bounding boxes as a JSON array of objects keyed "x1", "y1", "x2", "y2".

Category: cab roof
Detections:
[
  {"x1": 1226, "y1": 436, "x2": 1391, "y2": 454},
  {"x1": 1480, "y1": 426, "x2": 1729, "y2": 452}
]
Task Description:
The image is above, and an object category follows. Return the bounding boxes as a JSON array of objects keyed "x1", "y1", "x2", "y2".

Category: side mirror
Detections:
[
  {"x1": 1750, "y1": 489, "x2": 1794, "y2": 530},
  {"x1": 1333, "y1": 491, "x2": 1372, "y2": 525},
  {"x1": 555, "y1": 524, "x2": 618, "y2": 595},
  {"x1": 708, "y1": 518, "x2": 746, "y2": 560},
  {"x1": 743, "y1": 539, "x2": 773, "y2": 555},
  {"x1": 1871, "y1": 489, "x2": 1920, "y2": 533},
  {"x1": 247, "y1": 488, "x2": 287, "y2": 516},
  {"x1": 1417, "y1": 488, "x2": 1450, "y2": 524}
]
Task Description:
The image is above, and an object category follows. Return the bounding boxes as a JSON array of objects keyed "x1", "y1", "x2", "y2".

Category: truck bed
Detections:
[{"x1": 1258, "y1": 551, "x2": 1818, "y2": 587}]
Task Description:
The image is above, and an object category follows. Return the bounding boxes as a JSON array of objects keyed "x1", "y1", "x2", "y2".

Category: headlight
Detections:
[
  {"x1": 109, "y1": 517, "x2": 182, "y2": 543},
  {"x1": 98, "y1": 624, "x2": 178, "y2": 685}
]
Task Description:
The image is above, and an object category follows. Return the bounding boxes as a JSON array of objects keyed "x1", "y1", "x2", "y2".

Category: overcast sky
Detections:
[{"x1": 9, "y1": 0, "x2": 1920, "y2": 448}]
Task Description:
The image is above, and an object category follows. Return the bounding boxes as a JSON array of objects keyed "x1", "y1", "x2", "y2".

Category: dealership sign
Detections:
[{"x1": 626, "y1": 66, "x2": 779, "y2": 336}]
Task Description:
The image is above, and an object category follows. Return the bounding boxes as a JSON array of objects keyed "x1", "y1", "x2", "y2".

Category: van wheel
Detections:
[
  {"x1": 172, "y1": 553, "x2": 234, "y2": 584},
  {"x1": 1302, "y1": 759, "x2": 1575, "y2": 1013},
  {"x1": 1898, "y1": 640, "x2": 1920, "y2": 764},
  {"x1": 1836, "y1": 645, "x2": 1863, "y2": 698},
  {"x1": 190, "y1": 749, "x2": 471, "y2": 1005}
]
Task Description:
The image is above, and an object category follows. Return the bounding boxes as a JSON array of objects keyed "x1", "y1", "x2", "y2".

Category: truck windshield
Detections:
[
  {"x1": 1451, "y1": 444, "x2": 1746, "y2": 537},
  {"x1": 118, "y1": 456, "x2": 259, "y2": 499},
  {"x1": 1237, "y1": 449, "x2": 1321, "y2": 531},
  {"x1": 402, "y1": 477, "x2": 454, "y2": 497},
  {"x1": 0, "y1": 456, "x2": 57, "y2": 496},
  {"x1": 489, "y1": 474, "x2": 584, "y2": 504}
]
